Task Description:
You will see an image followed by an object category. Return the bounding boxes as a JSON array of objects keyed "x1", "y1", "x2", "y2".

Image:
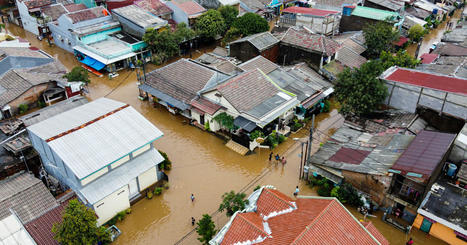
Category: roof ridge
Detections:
[
  {"x1": 262, "y1": 188, "x2": 294, "y2": 210},
  {"x1": 11, "y1": 69, "x2": 34, "y2": 86},
  {"x1": 291, "y1": 198, "x2": 335, "y2": 244},
  {"x1": 237, "y1": 213, "x2": 268, "y2": 237}
]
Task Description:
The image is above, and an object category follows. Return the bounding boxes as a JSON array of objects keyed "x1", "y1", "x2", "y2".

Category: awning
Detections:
[
  {"x1": 79, "y1": 56, "x2": 105, "y2": 71},
  {"x1": 139, "y1": 84, "x2": 190, "y2": 111},
  {"x1": 234, "y1": 116, "x2": 257, "y2": 132}
]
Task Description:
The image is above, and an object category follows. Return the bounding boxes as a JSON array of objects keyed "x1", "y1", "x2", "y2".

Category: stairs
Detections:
[{"x1": 225, "y1": 139, "x2": 249, "y2": 155}]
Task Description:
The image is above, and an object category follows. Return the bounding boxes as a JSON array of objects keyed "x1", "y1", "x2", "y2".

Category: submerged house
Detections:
[
  {"x1": 339, "y1": 6, "x2": 403, "y2": 32},
  {"x1": 27, "y1": 98, "x2": 166, "y2": 225},
  {"x1": 210, "y1": 186, "x2": 389, "y2": 245},
  {"x1": 165, "y1": 0, "x2": 206, "y2": 27},
  {"x1": 279, "y1": 6, "x2": 340, "y2": 36},
  {"x1": 16, "y1": 0, "x2": 54, "y2": 36},
  {"x1": 229, "y1": 32, "x2": 280, "y2": 62}
]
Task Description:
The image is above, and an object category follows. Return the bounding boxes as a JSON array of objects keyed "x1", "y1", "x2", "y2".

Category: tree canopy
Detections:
[
  {"x1": 143, "y1": 28, "x2": 179, "y2": 64},
  {"x1": 173, "y1": 22, "x2": 196, "y2": 43},
  {"x1": 196, "y1": 214, "x2": 217, "y2": 245},
  {"x1": 232, "y1": 13, "x2": 269, "y2": 36},
  {"x1": 195, "y1": 9, "x2": 226, "y2": 39},
  {"x1": 218, "y1": 191, "x2": 249, "y2": 217},
  {"x1": 363, "y1": 22, "x2": 399, "y2": 59},
  {"x1": 408, "y1": 24, "x2": 425, "y2": 42},
  {"x1": 218, "y1": 5, "x2": 238, "y2": 30},
  {"x1": 52, "y1": 199, "x2": 111, "y2": 245},
  {"x1": 335, "y1": 50, "x2": 419, "y2": 115},
  {"x1": 63, "y1": 66, "x2": 90, "y2": 84}
]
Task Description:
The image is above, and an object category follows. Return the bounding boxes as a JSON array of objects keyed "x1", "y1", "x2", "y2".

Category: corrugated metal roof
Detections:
[
  {"x1": 282, "y1": 6, "x2": 339, "y2": 16},
  {"x1": 351, "y1": 6, "x2": 400, "y2": 21},
  {"x1": 28, "y1": 98, "x2": 164, "y2": 180},
  {"x1": 230, "y1": 32, "x2": 279, "y2": 52},
  {"x1": 0, "y1": 214, "x2": 36, "y2": 245},
  {"x1": 80, "y1": 148, "x2": 163, "y2": 204},
  {"x1": 390, "y1": 130, "x2": 456, "y2": 180}
]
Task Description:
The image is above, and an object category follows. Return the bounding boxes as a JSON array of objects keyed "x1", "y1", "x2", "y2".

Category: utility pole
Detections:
[{"x1": 306, "y1": 114, "x2": 315, "y2": 165}]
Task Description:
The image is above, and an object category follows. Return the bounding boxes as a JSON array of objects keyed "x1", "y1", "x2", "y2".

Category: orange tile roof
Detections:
[{"x1": 218, "y1": 188, "x2": 387, "y2": 245}]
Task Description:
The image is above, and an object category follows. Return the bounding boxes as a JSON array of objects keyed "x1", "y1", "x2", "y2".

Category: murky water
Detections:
[
  {"x1": 4, "y1": 21, "x2": 447, "y2": 244},
  {"x1": 406, "y1": 9, "x2": 462, "y2": 57}
]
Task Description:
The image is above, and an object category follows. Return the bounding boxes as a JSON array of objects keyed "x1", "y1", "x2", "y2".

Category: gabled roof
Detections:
[
  {"x1": 230, "y1": 32, "x2": 279, "y2": 52},
  {"x1": 213, "y1": 187, "x2": 387, "y2": 245},
  {"x1": 0, "y1": 173, "x2": 58, "y2": 224},
  {"x1": 365, "y1": 0, "x2": 404, "y2": 11},
  {"x1": 336, "y1": 46, "x2": 367, "y2": 68},
  {"x1": 362, "y1": 222, "x2": 390, "y2": 245},
  {"x1": 351, "y1": 6, "x2": 400, "y2": 21},
  {"x1": 27, "y1": 98, "x2": 164, "y2": 180},
  {"x1": 280, "y1": 27, "x2": 340, "y2": 56},
  {"x1": 404, "y1": 6, "x2": 431, "y2": 20},
  {"x1": 389, "y1": 130, "x2": 456, "y2": 181},
  {"x1": 63, "y1": 3, "x2": 87, "y2": 12},
  {"x1": 21, "y1": 0, "x2": 54, "y2": 9},
  {"x1": 238, "y1": 55, "x2": 279, "y2": 74},
  {"x1": 41, "y1": 3, "x2": 68, "y2": 21},
  {"x1": 112, "y1": 5, "x2": 166, "y2": 29},
  {"x1": 282, "y1": 6, "x2": 339, "y2": 16},
  {"x1": 381, "y1": 67, "x2": 467, "y2": 95},
  {"x1": 134, "y1": 0, "x2": 173, "y2": 17},
  {"x1": 65, "y1": 6, "x2": 109, "y2": 24},
  {"x1": 190, "y1": 97, "x2": 222, "y2": 115},
  {"x1": 432, "y1": 43, "x2": 467, "y2": 57},
  {"x1": 171, "y1": 0, "x2": 206, "y2": 16}
]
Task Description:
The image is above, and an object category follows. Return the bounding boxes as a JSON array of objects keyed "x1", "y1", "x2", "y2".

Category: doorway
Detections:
[{"x1": 128, "y1": 178, "x2": 139, "y2": 198}]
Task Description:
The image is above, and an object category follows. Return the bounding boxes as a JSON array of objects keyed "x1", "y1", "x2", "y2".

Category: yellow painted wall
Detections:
[{"x1": 414, "y1": 214, "x2": 467, "y2": 245}]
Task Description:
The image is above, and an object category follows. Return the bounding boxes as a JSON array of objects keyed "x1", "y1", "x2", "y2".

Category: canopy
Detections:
[
  {"x1": 234, "y1": 116, "x2": 257, "y2": 132},
  {"x1": 79, "y1": 56, "x2": 106, "y2": 71}
]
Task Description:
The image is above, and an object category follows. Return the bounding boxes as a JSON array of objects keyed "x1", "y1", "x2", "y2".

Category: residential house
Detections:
[
  {"x1": 134, "y1": 0, "x2": 173, "y2": 20},
  {"x1": 386, "y1": 130, "x2": 456, "y2": 220},
  {"x1": 139, "y1": 58, "x2": 230, "y2": 119},
  {"x1": 106, "y1": 0, "x2": 134, "y2": 12},
  {"x1": 309, "y1": 0, "x2": 361, "y2": 12},
  {"x1": 210, "y1": 186, "x2": 389, "y2": 245},
  {"x1": 415, "y1": 56, "x2": 467, "y2": 79},
  {"x1": 380, "y1": 66, "x2": 467, "y2": 120},
  {"x1": 279, "y1": 7, "x2": 340, "y2": 36},
  {"x1": 0, "y1": 173, "x2": 62, "y2": 245},
  {"x1": 165, "y1": 0, "x2": 206, "y2": 27},
  {"x1": 239, "y1": 55, "x2": 333, "y2": 118},
  {"x1": 432, "y1": 42, "x2": 467, "y2": 57},
  {"x1": 413, "y1": 180, "x2": 467, "y2": 244},
  {"x1": 112, "y1": 4, "x2": 168, "y2": 39},
  {"x1": 199, "y1": 68, "x2": 299, "y2": 149},
  {"x1": 38, "y1": 3, "x2": 88, "y2": 38},
  {"x1": 27, "y1": 98, "x2": 166, "y2": 225},
  {"x1": 309, "y1": 125, "x2": 416, "y2": 205},
  {"x1": 238, "y1": 0, "x2": 265, "y2": 15},
  {"x1": 339, "y1": 6, "x2": 403, "y2": 32},
  {"x1": 16, "y1": 0, "x2": 55, "y2": 35},
  {"x1": 402, "y1": 15, "x2": 427, "y2": 33},
  {"x1": 229, "y1": 32, "x2": 280, "y2": 62},
  {"x1": 403, "y1": 5, "x2": 432, "y2": 20},
  {"x1": 195, "y1": 52, "x2": 242, "y2": 75},
  {"x1": 413, "y1": 0, "x2": 445, "y2": 21},
  {"x1": 442, "y1": 20, "x2": 467, "y2": 44},
  {"x1": 278, "y1": 27, "x2": 340, "y2": 70},
  {"x1": 363, "y1": 0, "x2": 404, "y2": 12},
  {"x1": 0, "y1": 47, "x2": 69, "y2": 119}
]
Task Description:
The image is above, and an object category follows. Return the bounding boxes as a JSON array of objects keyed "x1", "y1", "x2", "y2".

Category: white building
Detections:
[{"x1": 27, "y1": 98, "x2": 165, "y2": 225}]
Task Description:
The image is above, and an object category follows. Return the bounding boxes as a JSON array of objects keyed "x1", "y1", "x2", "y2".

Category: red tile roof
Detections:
[
  {"x1": 63, "y1": 3, "x2": 87, "y2": 13},
  {"x1": 282, "y1": 6, "x2": 339, "y2": 16},
  {"x1": 218, "y1": 188, "x2": 387, "y2": 244},
  {"x1": 419, "y1": 53, "x2": 439, "y2": 64},
  {"x1": 281, "y1": 28, "x2": 340, "y2": 56},
  {"x1": 190, "y1": 97, "x2": 222, "y2": 115},
  {"x1": 66, "y1": 6, "x2": 109, "y2": 23},
  {"x1": 329, "y1": 147, "x2": 371, "y2": 165},
  {"x1": 383, "y1": 67, "x2": 467, "y2": 95},
  {"x1": 394, "y1": 36, "x2": 408, "y2": 47},
  {"x1": 256, "y1": 188, "x2": 295, "y2": 217},
  {"x1": 23, "y1": 0, "x2": 54, "y2": 9},
  {"x1": 134, "y1": 0, "x2": 173, "y2": 16},
  {"x1": 362, "y1": 221, "x2": 390, "y2": 245},
  {"x1": 24, "y1": 195, "x2": 76, "y2": 245},
  {"x1": 172, "y1": 0, "x2": 206, "y2": 16},
  {"x1": 390, "y1": 130, "x2": 456, "y2": 181}
]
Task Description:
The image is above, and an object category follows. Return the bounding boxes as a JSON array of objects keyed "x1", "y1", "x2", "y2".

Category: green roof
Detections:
[{"x1": 351, "y1": 6, "x2": 400, "y2": 21}]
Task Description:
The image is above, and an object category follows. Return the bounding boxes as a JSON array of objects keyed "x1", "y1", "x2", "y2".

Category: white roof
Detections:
[
  {"x1": 0, "y1": 215, "x2": 36, "y2": 245},
  {"x1": 80, "y1": 148, "x2": 164, "y2": 204},
  {"x1": 28, "y1": 98, "x2": 164, "y2": 180},
  {"x1": 73, "y1": 45, "x2": 136, "y2": 65}
]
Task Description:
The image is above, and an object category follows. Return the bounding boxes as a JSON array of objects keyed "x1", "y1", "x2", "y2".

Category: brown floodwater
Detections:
[
  {"x1": 4, "y1": 21, "x2": 447, "y2": 244},
  {"x1": 406, "y1": 9, "x2": 462, "y2": 57}
]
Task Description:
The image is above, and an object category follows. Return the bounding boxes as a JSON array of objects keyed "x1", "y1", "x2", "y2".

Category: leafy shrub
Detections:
[
  {"x1": 213, "y1": 112, "x2": 235, "y2": 130},
  {"x1": 163, "y1": 182, "x2": 169, "y2": 189},
  {"x1": 158, "y1": 150, "x2": 172, "y2": 170},
  {"x1": 38, "y1": 101, "x2": 46, "y2": 108},
  {"x1": 250, "y1": 130, "x2": 264, "y2": 141},
  {"x1": 147, "y1": 191, "x2": 153, "y2": 199},
  {"x1": 322, "y1": 100, "x2": 331, "y2": 113},
  {"x1": 154, "y1": 187, "x2": 163, "y2": 196},
  {"x1": 317, "y1": 184, "x2": 331, "y2": 196},
  {"x1": 204, "y1": 121, "x2": 210, "y2": 131},
  {"x1": 116, "y1": 211, "x2": 126, "y2": 221},
  {"x1": 125, "y1": 208, "x2": 131, "y2": 214},
  {"x1": 336, "y1": 183, "x2": 363, "y2": 207},
  {"x1": 278, "y1": 134, "x2": 287, "y2": 144},
  {"x1": 330, "y1": 186, "x2": 340, "y2": 198},
  {"x1": 265, "y1": 131, "x2": 279, "y2": 148},
  {"x1": 253, "y1": 185, "x2": 261, "y2": 191},
  {"x1": 18, "y1": 104, "x2": 28, "y2": 114}
]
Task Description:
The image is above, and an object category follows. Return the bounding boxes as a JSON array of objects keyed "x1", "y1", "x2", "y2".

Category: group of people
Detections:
[{"x1": 269, "y1": 152, "x2": 287, "y2": 164}]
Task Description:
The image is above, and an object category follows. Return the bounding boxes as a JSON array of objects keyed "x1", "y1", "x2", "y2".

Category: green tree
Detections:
[
  {"x1": 408, "y1": 24, "x2": 424, "y2": 42},
  {"x1": 213, "y1": 112, "x2": 235, "y2": 130},
  {"x1": 143, "y1": 29, "x2": 179, "y2": 64},
  {"x1": 334, "y1": 61, "x2": 388, "y2": 115},
  {"x1": 218, "y1": 5, "x2": 238, "y2": 30},
  {"x1": 379, "y1": 50, "x2": 420, "y2": 69},
  {"x1": 363, "y1": 22, "x2": 400, "y2": 59},
  {"x1": 173, "y1": 22, "x2": 196, "y2": 43},
  {"x1": 63, "y1": 66, "x2": 90, "y2": 84},
  {"x1": 158, "y1": 150, "x2": 172, "y2": 170},
  {"x1": 52, "y1": 199, "x2": 111, "y2": 245},
  {"x1": 232, "y1": 13, "x2": 269, "y2": 36},
  {"x1": 222, "y1": 27, "x2": 242, "y2": 46},
  {"x1": 218, "y1": 191, "x2": 249, "y2": 217},
  {"x1": 196, "y1": 214, "x2": 217, "y2": 245},
  {"x1": 195, "y1": 9, "x2": 226, "y2": 39}
]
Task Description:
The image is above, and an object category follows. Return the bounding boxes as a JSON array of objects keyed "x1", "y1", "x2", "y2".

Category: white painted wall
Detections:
[
  {"x1": 16, "y1": 0, "x2": 39, "y2": 35},
  {"x1": 94, "y1": 185, "x2": 130, "y2": 226},
  {"x1": 138, "y1": 166, "x2": 158, "y2": 191}
]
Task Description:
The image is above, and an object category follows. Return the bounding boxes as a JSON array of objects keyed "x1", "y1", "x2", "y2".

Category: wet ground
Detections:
[
  {"x1": 4, "y1": 21, "x2": 447, "y2": 244},
  {"x1": 406, "y1": 9, "x2": 462, "y2": 58}
]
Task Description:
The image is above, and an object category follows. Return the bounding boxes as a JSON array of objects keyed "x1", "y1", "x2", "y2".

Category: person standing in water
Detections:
[
  {"x1": 191, "y1": 193, "x2": 195, "y2": 202},
  {"x1": 294, "y1": 186, "x2": 299, "y2": 196}
]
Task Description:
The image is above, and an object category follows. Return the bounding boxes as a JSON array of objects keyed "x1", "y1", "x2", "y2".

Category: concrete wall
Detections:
[
  {"x1": 138, "y1": 166, "x2": 158, "y2": 190},
  {"x1": 341, "y1": 170, "x2": 392, "y2": 205},
  {"x1": 413, "y1": 214, "x2": 467, "y2": 245},
  {"x1": 296, "y1": 15, "x2": 338, "y2": 35},
  {"x1": 384, "y1": 80, "x2": 467, "y2": 120},
  {"x1": 8, "y1": 83, "x2": 53, "y2": 115},
  {"x1": 16, "y1": 0, "x2": 39, "y2": 35},
  {"x1": 94, "y1": 185, "x2": 131, "y2": 226},
  {"x1": 166, "y1": 2, "x2": 189, "y2": 25},
  {"x1": 278, "y1": 44, "x2": 323, "y2": 69}
]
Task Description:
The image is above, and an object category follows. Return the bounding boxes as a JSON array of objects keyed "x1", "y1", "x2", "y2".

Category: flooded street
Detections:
[
  {"x1": 406, "y1": 9, "x2": 462, "y2": 57},
  {"x1": 5, "y1": 21, "x2": 447, "y2": 244}
]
